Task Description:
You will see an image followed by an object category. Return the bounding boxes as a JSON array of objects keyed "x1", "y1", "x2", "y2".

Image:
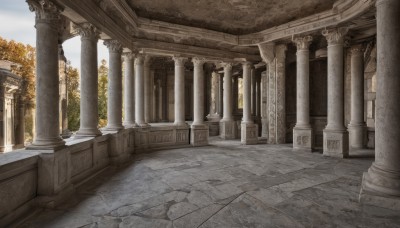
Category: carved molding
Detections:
[
  {"x1": 351, "y1": 44, "x2": 365, "y2": 55},
  {"x1": 75, "y1": 23, "x2": 100, "y2": 40},
  {"x1": 221, "y1": 62, "x2": 234, "y2": 71},
  {"x1": 322, "y1": 27, "x2": 349, "y2": 46},
  {"x1": 144, "y1": 55, "x2": 152, "y2": 67},
  {"x1": 293, "y1": 36, "x2": 313, "y2": 50},
  {"x1": 242, "y1": 62, "x2": 252, "y2": 70},
  {"x1": 123, "y1": 52, "x2": 135, "y2": 61},
  {"x1": 27, "y1": 0, "x2": 61, "y2": 28},
  {"x1": 104, "y1": 40, "x2": 122, "y2": 53}
]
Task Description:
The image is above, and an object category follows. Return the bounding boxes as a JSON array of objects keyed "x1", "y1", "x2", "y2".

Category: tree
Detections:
[
  {"x1": 98, "y1": 59, "x2": 108, "y2": 127},
  {"x1": 0, "y1": 36, "x2": 36, "y2": 141},
  {"x1": 66, "y1": 62, "x2": 80, "y2": 131}
]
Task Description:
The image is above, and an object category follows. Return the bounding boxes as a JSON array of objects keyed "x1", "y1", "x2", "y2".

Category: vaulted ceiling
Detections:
[{"x1": 127, "y1": 0, "x2": 336, "y2": 35}]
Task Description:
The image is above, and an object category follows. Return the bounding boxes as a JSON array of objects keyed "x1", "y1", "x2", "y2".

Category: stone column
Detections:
[
  {"x1": 134, "y1": 54, "x2": 148, "y2": 127},
  {"x1": 58, "y1": 45, "x2": 70, "y2": 138},
  {"x1": 27, "y1": 0, "x2": 65, "y2": 149},
  {"x1": 220, "y1": 62, "x2": 236, "y2": 139},
  {"x1": 207, "y1": 72, "x2": 221, "y2": 121},
  {"x1": 360, "y1": 0, "x2": 400, "y2": 209},
  {"x1": 348, "y1": 45, "x2": 367, "y2": 149},
  {"x1": 103, "y1": 40, "x2": 124, "y2": 131},
  {"x1": 218, "y1": 73, "x2": 224, "y2": 117},
  {"x1": 260, "y1": 70, "x2": 268, "y2": 138},
  {"x1": 293, "y1": 36, "x2": 313, "y2": 151},
  {"x1": 123, "y1": 52, "x2": 135, "y2": 127},
  {"x1": 241, "y1": 62, "x2": 258, "y2": 144},
  {"x1": 144, "y1": 56, "x2": 152, "y2": 123},
  {"x1": 173, "y1": 56, "x2": 188, "y2": 126},
  {"x1": 322, "y1": 28, "x2": 349, "y2": 158},
  {"x1": 251, "y1": 68, "x2": 257, "y2": 117},
  {"x1": 161, "y1": 71, "x2": 168, "y2": 122},
  {"x1": 191, "y1": 57, "x2": 209, "y2": 146},
  {"x1": 76, "y1": 23, "x2": 102, "y2": 137}
]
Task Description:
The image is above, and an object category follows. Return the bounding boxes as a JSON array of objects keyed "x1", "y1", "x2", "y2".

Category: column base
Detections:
[
  {"x1": 103, "y1": 125, "x2": 124, "y2": 132},
  {"x1": 348, "y1": 123, "x2": 367, "y2": 149},
  {"x1": 123, "y1": 121, "x2": 136, "y2": 128},
  {"x1": 293, "y1": 127, "x2": 313, "y2": 151},
  {"x1": 27, "y1": 137, "x2": 65, "y2": 150},
  {"x1": 323, "y1": 129, "x2": 349, "y2": 158},
  {"x1": 190, "y1": 124, "x2": 209, "y2": 147},
  {"x1": 60, "y1": 129, "x2": 72, "y2": 139},
  {"x1": 219, "y1": 120, "x2": 237, "y2": 140},
  {"x1": 75, "y1": 128, "x2": 102, "y2": 138},
  {"x1": 359, "y1": 164, "x2": 400, "y2": 210},
  {"x1": 241, "y1": 122, "x2": 258, "y2": 145},
  {"x1": 174, "y1": 122, "x2": 188, "y2": 127}
]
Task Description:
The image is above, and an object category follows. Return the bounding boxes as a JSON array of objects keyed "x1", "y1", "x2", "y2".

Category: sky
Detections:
[{"x1": 0, "y1": 0, "x2": 109, "y2": 71}]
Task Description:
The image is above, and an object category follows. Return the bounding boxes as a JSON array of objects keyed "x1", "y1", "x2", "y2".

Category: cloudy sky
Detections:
[{"x1": 0, "y1": 0, "x2": 109, "y2": 71}]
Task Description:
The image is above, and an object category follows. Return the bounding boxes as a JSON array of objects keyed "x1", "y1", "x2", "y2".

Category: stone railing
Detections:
[{"x1": 0, "y1": 124, "x2": 191, "y2": 227}]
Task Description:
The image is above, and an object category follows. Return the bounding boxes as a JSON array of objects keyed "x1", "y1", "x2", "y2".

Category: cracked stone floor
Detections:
[{"x1": 19, "y1": 137, "x2": 400, "y2": 228}]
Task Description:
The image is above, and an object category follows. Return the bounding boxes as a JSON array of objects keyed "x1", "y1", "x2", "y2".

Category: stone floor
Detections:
[{"x1": 19, "y1": 137, "x2": 400, "y2": 228}]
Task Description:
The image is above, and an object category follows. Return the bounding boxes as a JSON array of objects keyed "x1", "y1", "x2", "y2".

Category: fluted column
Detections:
[
  {"x1": 144, "y1": 56, "x2": 152, "y2": 123},
  {"x1": 293, "y1": 36, "x2": 313, "y2": 150},
  {"x1": 123, "y1": 52, "x2": 135, "y2": 127},
  {"x1": 360, "y1": 0, "x2": 400, "y2": 209},
  {"x1": 220, "y1": 62, "x2": 236, "y2": 139},
  {"x1": 27, "y1": 0, "x2": 65, "y2": 149},
  {"x1": 241, "y1": 62, "x2": 258, "y2": 144},
  {"x1": 322, "y1": 28, "x2": 349, "y2": 158},
  {"x1": 104, "y1": 40, "x2": 123, "y2": 131},
  {"x1": 191, "y1": 58, "x2": 208, "y2": 146},
  {"x1": 75, "y1": 23, "x2": 102, "y2": 137},
  {"x1": 134, "y1": 54, "x2": 148, "y2": 127},
  {"x1": 348, "y1": 45, "x2": 367, "y2": 149},
  {"x1": 173, "y1": 56, "x2": 187, "y2": 126}
]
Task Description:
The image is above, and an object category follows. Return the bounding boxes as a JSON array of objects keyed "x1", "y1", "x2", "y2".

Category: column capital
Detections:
[
  {"x1": 221, "y1": 62, "x2": 234, "y2": 70},
  {"x1": 242, "y1": 62, "x2": 253, "y2": 70},
  {"x1": 134, "y1": 54, "x2": 144, "y2": 66},
  {"x1": 123, "y1": 52, "x2": 135, "y2": 61},
  {"x1": 75, "y1": 23, "x2": 100, "y2": 41},
  {"x1": 144, "y1": 55, "x2": 152, "y2": 67},
  {"x1": 173, "y1": 56, "x2": 188, "y2": 67},
  {"x1": 104, "y1": 40, "x2": 122, "y2": 53},
  {"x1": 322, "y1": 27, "x2": 349, "y2": 46},
  {"x1": 27, "y1": 0, "x2": 61, "y2": 28},
  {"x1": 351, "y1": 44, "x2": 365, "y2": 56},
  {"x1": 192, "y1": 57, "x2": 207, "y2": 67},
  {"x1": 293, "y1": 35, "x2": 313, "y2": 50}
]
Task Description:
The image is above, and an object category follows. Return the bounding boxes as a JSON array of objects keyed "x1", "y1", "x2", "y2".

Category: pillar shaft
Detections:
[
  {"x1": 293, "y1": 36, "x2": 313, "y2": 150},
  {"x1": 222, "y1": 63, "x2": 233, "y2": 121},
  {"x1": 360, "y1": 0, "x2": 400, "y2": 205},
  {"x1": 251, "y1": 68, "x2": 257, "y2": 116},
  {"x1": 134, "y1": 55, "x2": 148, "y2": 127},
  {"x1": 123, "y1": 52, "x2": 135, "y2": 127},
  {"x1": 349, "y1": 45, "x2": 367, "y2": 148},
  {"x1": 27, "y1": 0, "x2": 64, "y2": 149},
  {"x1": 192, "y1": 58, "x2": 205, "y2": 125},
  {"x1": 218, "y1": 73, "x2": 224, "y2": 117},
  {"x1": 144, "y1": 56, "x2": 152, "y2": 123},
  {"x1": 76, "y1": 23, "x2": 102, "y2": 137},
  {"x1": 104, "y1": 40, "x2": 123, "y2": 130},
  {"x1": 322, "y1": 28, "x2": 349, "y2": 157},
  {"x1": 173, "y1": 57, "x2": 187, "y2": 126},
  {"x1": 242, "y1": 63, "x2": 253, "y2": 123}
]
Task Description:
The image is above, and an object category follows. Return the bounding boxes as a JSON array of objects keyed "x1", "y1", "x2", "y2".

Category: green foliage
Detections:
[
  {"x1": 66, "y1": 62, "x2": 80, "y2": 131},
  {"x1": 98, "y1": 59, "x2": 108, "y2": 127}
]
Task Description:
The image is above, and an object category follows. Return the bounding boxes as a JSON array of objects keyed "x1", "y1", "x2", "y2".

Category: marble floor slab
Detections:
[{"x1": 18, "y1": 137, "x2": 400, "y2": 228}]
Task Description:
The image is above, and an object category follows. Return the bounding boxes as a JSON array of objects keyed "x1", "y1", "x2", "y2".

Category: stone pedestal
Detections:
[
  {"x1": 190, "y1": 124, "x2": 209, "y2": 146},
  {"x1": 322, "y1": 27, "x2": 349, "y2": 158},
  {"x1": 360, "y1": 0, "x2": 400, "y2": 210},
  {"x1": 220, "y1": 120, "x2": 236, "y2": 140},
  {"x1": 241, "y1": 123, "x2": 258, "y2": 145},
  {"x1": 293, "y1": 128, "x2": 313, "y2": 151}
]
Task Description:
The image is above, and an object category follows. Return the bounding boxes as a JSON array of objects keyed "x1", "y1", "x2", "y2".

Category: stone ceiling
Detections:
[{"x1": 127, "y1": 0, "x2": 336, "y2": 35}]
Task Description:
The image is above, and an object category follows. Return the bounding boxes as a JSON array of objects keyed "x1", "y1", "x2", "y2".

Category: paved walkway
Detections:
[{"x1": 20, "y1": 138, "x2": 400, "y2": 228}]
